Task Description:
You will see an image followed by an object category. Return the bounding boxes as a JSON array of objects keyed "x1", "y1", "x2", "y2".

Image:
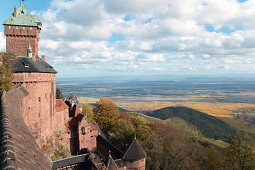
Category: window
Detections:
[
  {"x1": 30, "y1": 27, "x2": 32, "y2": 30},
  {"x1": 16, "y1": 26, "x2": 18, "y2": 29},
  {"x1": 8, "y1": 26, "x2": 11, "y2": 29},
  {"x1": 81, "y1": 127, "x2": 85, "y2": 135},
  {"x1": 38, "y1": 97, "x2": 41, "y2": 102}
]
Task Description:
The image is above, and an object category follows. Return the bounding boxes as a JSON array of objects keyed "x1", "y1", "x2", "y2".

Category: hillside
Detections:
[{"x1": 146, "y1": 106, "x2": 235, "y2": 140}]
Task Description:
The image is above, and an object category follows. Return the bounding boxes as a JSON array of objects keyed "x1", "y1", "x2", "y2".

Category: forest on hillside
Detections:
[
  {"x1": 81, "y1": 98, "x2": 255, "y2": 170},
  {"x1": 146, "y1": 106, "x2": 236, "y2": 141}
]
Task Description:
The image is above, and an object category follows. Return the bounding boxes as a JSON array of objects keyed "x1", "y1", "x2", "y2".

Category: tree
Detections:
[
  {"x1": 56, "y1": 88, "x2": 65, "y2": 100},
  {"x1": 225, "y1": 132, "x2": 255, "y2": 170},
  {"x1": 0, "y1": 53, "x2": 17, "y2": 94},
  {"x1": 82, "y1": 103, "x2": 94, "y2": 122},
  {"x1": 110, "y1": 119, "x2": 135, "y2": 152},
  {"x1": 131, "y1": 116, "x2": 151, "y2": 142},
  {"x1": 93, "y1": 97, "x2": 119, "y2": 134}
]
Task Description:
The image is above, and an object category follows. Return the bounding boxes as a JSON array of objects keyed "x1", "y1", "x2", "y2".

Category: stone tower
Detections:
[
  {"x1": 3, "y1": 3, "x2": 41, "y2": 57},
  {"x1": 122, "y1": 139, "x2": 147, "y2": 170},
  {"x1": 3, "y1": 3, "x2": 57, "y2": 147}
]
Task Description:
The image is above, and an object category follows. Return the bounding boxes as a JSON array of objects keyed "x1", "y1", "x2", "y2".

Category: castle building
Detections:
[
  {"x1": 3, "y1": 4, "x2": 41, "y2": 57},
  {"x1": 3, "y1": 4, "x2": 57, "y2": 146},
  {"x1": 1, "y1": 3, "x2": 147, "y2": 170}
]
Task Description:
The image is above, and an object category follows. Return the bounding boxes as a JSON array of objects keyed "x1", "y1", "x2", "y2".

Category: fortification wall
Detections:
[{"x1": 12, "y1": 73, "x2": 59, "y2": 147}]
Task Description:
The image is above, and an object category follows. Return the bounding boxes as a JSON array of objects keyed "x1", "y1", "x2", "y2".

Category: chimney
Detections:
[
  {"x1": 32, "y1": 54, "x2": 36, "y2": 60},
  {"x1": 42, "y1": 55, "x2": 45, "y2": 61},
  {"x1": 14, "y1": 6, "x2": 17, "y2": 18}
]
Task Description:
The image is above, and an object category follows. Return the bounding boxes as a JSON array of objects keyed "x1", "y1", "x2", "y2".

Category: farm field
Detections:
[
  {"x1": 117, "y1": 102, "x2": 255, "y2": 134},
  {"x1": 57, "y1": 76, "x2": 255, "y2": 135}
]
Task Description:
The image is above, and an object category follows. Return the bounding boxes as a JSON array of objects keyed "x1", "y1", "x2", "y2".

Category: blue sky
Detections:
[{"x1": 1, "y1": 0, "x2": 255, "y2": 78}]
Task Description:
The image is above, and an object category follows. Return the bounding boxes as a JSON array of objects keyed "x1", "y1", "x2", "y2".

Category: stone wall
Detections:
[
  {"x1": 12, "y1": 72, "x2": 57, "y2": 147},
  {"x1": 0, "y1": 89, "x2": 52, "y2": 169},
  {"x1": 4, "y1": 25, "x2": 39, "y2": 56},
  {"x1": 126, "y1": 158, "x2": 146, "y2": 170},
  {"x1": 79, "y1": 118, "x2": 98, "y2": 152}
]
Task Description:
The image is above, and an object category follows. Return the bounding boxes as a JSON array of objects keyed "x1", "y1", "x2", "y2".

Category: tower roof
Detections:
[
  {"x1": 13, "y1": 56, "x2": 57, "y2": 73},
  {"x1": 66, "y1": 92, "x2": 82, "y2": 108},
  {"x1": 3, "y1": 3, "x2": 41, "y2": 29},
  {"x1": 122, "y1": 139, "x2": 146, "y2": 161}
]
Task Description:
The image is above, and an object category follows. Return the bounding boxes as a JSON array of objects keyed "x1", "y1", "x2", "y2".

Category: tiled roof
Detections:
[
  {"x1": 56, "y1": 99, "x2": 69, "y2": 112},
  {"x1": 90, "y1": 121, "x2": 98, "y2": 131},
  {"x1": 3, "y1": 3, "x2": 41, "y2": 29},
  {"x1": 13, "y1": 56, "x2": 57, "y2": 73},
  {"x1": 122, "y1": 139, "x2": 146, "y2": 161},
  {"x1": 97, "y1": 135, "x2": 124, "y2": 159},
  {"x1": 0, "y1": 87, "x2": 52, "y2": 169},
  {"x1": 52, "y1": 154, "x2": 89, "y2": 169}
]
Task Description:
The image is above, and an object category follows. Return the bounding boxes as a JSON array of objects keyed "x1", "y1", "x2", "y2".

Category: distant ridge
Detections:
[{"x1": 146, "y1": 106, "x2": 235, "y2": 140}]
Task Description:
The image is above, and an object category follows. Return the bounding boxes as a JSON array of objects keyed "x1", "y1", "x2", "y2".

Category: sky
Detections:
[{"x1": 0, "y1": 0, "x2": 255, "y2": 78}]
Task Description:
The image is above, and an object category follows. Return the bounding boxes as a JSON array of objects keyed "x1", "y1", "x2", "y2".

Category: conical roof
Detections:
[
  {"x1": 122, "y1": 139, "x2": 146, "y2": 161},
  {"x1": 3, "y1": 3, "x2": 41, "y2": 29}
]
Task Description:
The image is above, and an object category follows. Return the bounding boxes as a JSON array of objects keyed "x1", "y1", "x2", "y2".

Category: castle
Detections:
[{"x1": 0, "y1": 3, "x2": 146, "y2": 170}]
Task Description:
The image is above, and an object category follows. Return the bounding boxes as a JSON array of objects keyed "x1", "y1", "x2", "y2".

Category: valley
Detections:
[{"x1": 57, "y1": 76, "x2": 255, "y2": 135}]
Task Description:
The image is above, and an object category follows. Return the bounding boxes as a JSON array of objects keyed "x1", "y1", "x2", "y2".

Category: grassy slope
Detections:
[{"x1": 146, "y1": 106, "x2": 235, "y2": 141}]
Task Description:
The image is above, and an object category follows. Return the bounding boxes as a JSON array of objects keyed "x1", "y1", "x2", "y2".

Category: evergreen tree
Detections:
[{"x1": 56, "y1": 88, "x2": 65, "y2": 100}]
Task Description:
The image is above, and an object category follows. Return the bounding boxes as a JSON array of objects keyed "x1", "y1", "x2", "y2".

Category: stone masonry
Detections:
[{"x1": 4, "y1": 25, "x2": 40, "y2": 57}]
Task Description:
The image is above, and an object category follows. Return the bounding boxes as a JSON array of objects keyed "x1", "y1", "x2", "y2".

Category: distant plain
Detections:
[{"x1": 57, "y1": 76, "x2": 255, "y2": 134}]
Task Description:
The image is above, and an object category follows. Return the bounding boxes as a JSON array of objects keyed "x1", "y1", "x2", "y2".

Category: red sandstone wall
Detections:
[
  {"x1": 4, "y1": 25, "x2": 39, "y2": 56},
  {"x1": 79, "y1": 118, "x2": 98, "y2": 152},
  {"x1": 53, "y1": 108, "x2": 69, "y2": 131},
  {"x1": 126, "y1": 159, "x2": 146, "y2": 170},
  {"x1": 13, "y1": 72, "x2": 57, "y2": 146}
]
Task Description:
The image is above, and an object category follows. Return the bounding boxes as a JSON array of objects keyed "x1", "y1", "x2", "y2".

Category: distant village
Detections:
[{"x1": 234, "y1": 107, "x2": 255, "y2": 123}]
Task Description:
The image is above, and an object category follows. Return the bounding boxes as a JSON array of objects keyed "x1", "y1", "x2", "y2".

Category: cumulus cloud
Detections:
[
  {"x1": 0, "y1": 32, "x2": 5, "y2": 52},
  {"x1": 30, "y1": 0, "x2": 255, "y2": 76}
]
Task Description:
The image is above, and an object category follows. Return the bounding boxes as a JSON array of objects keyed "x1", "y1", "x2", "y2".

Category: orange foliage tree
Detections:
[{"x1": 93, "y1": 97, "x2": 119, "y2": 134}]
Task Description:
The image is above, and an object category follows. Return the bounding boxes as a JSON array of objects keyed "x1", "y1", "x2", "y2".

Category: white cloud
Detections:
[
  {"x1": 29, "y1": 0, "x2": 255, "y2": 76},
  {"x1": 0, "y1": 32, "x2": 5, "y2": 52}
]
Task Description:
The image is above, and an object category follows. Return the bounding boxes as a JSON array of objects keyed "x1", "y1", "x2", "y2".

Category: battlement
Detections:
[
  {"x1": 3, "y1": 4, "x2": 41, "y2": 57},
  {"x1": 4, "y1": 25, "x2": 39, "y2": 37}
]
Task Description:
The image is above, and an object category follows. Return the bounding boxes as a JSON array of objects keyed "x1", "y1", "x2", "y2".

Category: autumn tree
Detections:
[
  {"x1": 131, "y1": 116, "x2": 151, "y2": 142},
  {"x1": 56, "y1": 88, "x2": 65, "y2": 100},
  {"x1": 82, "y1": 103, "x2": 94, "y2": 122},
  {"x1": 0, "y1": 53, "x2": 17, "y2": 94},
  {"x1": 224, "y1": 132, "x2": 255, "y2": 170},
  {"x1": 110, "y1": 119, "x2": 135, "y2": 152},
  {"x1": 93, "y1": 97, "x2": 119, "y2": 134}
]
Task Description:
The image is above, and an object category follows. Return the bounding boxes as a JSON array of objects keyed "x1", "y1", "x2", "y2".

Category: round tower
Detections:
[
  {"x1": 122, "y1": 139, "x2": 147, "y2": 170},
  {"x1": 3, "y1": 3, "x2": 42, "y2": 57}
]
